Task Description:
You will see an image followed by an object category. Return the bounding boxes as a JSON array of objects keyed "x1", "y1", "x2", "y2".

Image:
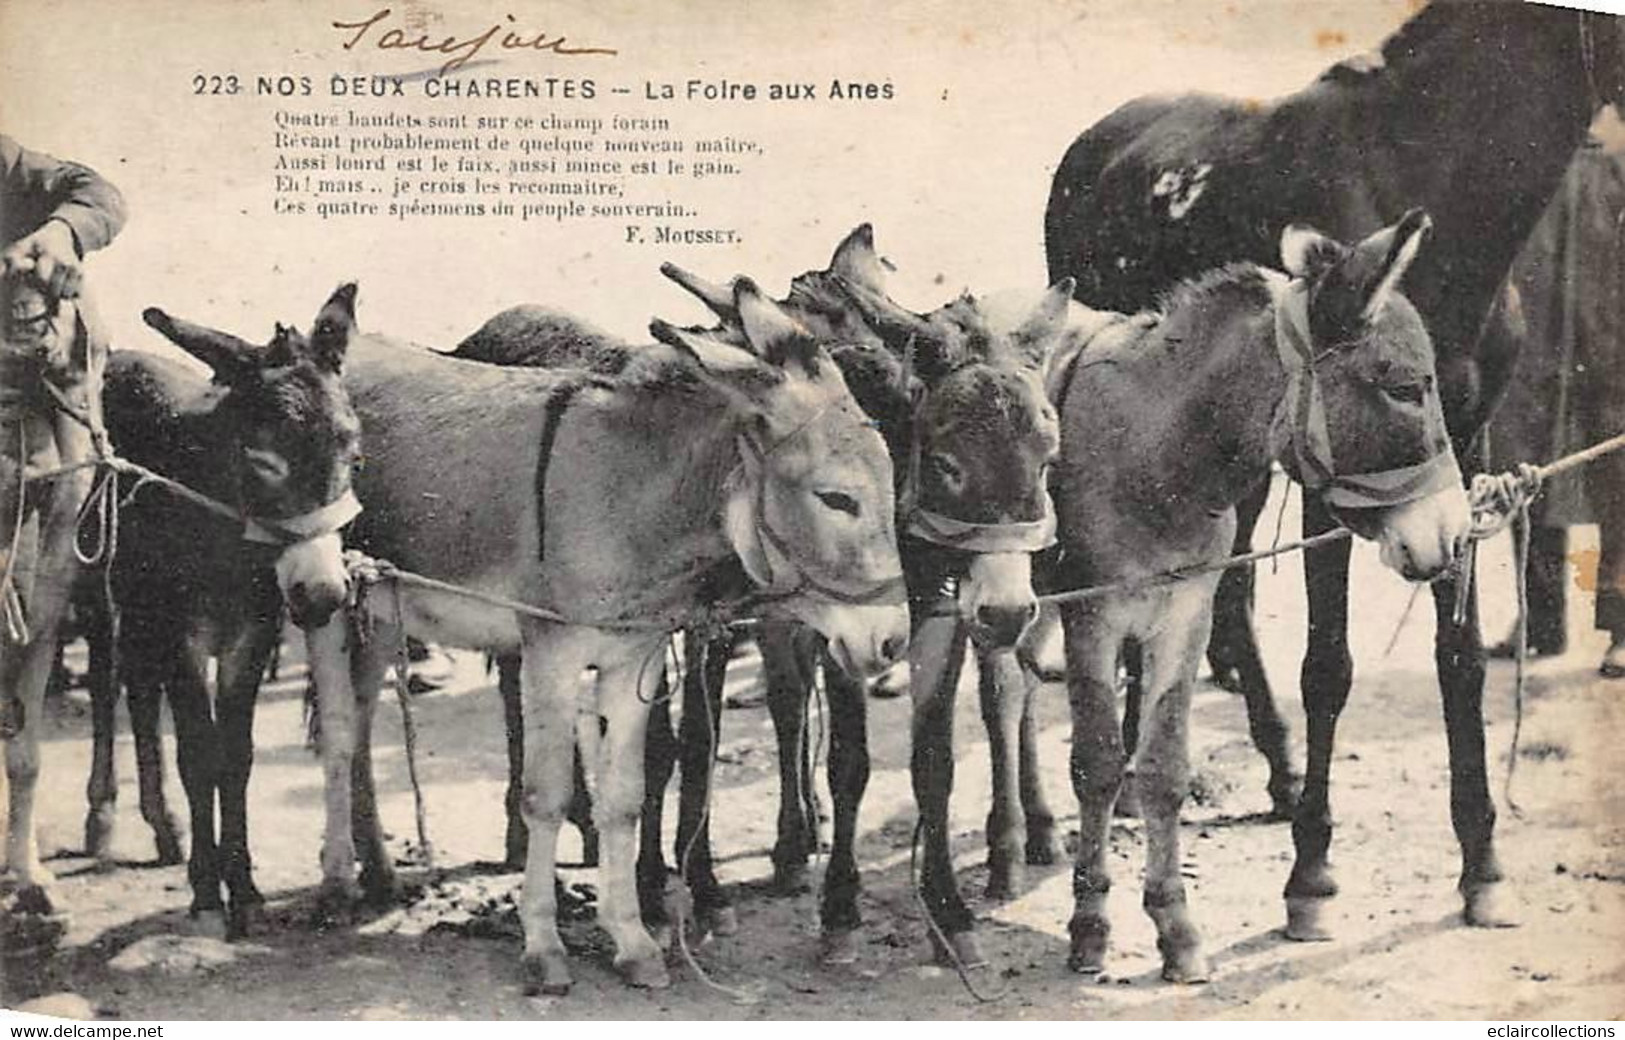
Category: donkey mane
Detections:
[{"x1": 1148, "y1": 261, "x2": 1273, "y2": 327}]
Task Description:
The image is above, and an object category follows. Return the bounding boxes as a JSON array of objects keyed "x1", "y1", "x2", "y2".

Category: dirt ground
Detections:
[{"x1": 4, "y1": 487, "x2": 1623, "y2": 1021}]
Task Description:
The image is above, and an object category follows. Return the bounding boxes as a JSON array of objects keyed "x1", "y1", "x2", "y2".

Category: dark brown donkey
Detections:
[
  {"x1": 212, "y1": 281, "x2": 908, "y2": 995},
  {"x1": 1048, "y1": 212, "x2": 1467, "y2": 981},
  {"x1": 1044, "y1": 1, "x2": 1625, "y2": 934},
  {"x1": 78, "y1": 306, "x2": 362, "y2": 936},
  {"x1": 0, "y1": 273, "x2": 106, "y2": 915}
]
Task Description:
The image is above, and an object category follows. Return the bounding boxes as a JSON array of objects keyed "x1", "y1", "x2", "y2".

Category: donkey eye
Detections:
[
  {"x1": 928, "y1": 454, "x2": 964, "y2": 485},
  {"x1": 1381, "y1": 377, "x2": 1429, "y2": 406},
  {"x1": 815, "y1": 490, "x2": 861, "y2": 517}
]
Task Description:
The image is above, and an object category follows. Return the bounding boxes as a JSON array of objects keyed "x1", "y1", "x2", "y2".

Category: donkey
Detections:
[
  {"x1": 1045, "y1": 0, "x2": 1625, "y2": 930},
  {"x1": 1041, "y1": 211, "x2": 1467, "y2": 981},
  {"x1": 214, "y1": 280, "x2": 910, "y2": 995},
  {"x1": 0, "y1": 273, "x2": 106, "y2": 916},
  {"x1": 80, "y1": 307, "x2": 361, "y2": 936},
  {"x1": 652, "y1": 238, "x2": 1073, "y2": 967}
]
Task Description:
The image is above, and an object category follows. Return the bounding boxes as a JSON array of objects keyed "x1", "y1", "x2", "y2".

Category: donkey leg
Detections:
[
  {"x1": 818, "y1": 660, "x2": 869, "y2": 963},
  {"x1": 82, "y1": 590, "x2": 120, "y2": 866},
  {"x1": 978, "y1": 645, "x2": 1029, "y2": 900},
  {"x1": 1432, "y1": 576, "x2": 1515, "y2": 928},
  {"x1": 498, "y1": 654, "x2": 530, "y2": 870},
  {"x1": 351, "y1": 639, "x2": 399, "y2": 906},
  {"x1": 128, "y1": 669, "x2": 183, "y2": 867},
  {"x1": 1138, "y1": 607, "x2": 1211, "y2": 984},
  {"x1": 1019, "y1": 674, "x2": 1060, "y2": 866},
  {"x1": 676, "y1": 632, "x2": 735, "y2": 936},
  {"x1": 595, "y1": 640, "x2": 671, "y2": 990},
  {"x1": 217, "y1": 618, "x2": 279, "y2": 937},
  {"x1": 763, "y1": 622, "x2": 817, "y2": 893},
  {"x1": 638, "y1": 684, "x2": 674, "y2": 942},
  {"x1": 167, "y1": 643, "x2": 225, "y2": 933},
  {"x1": 517, "y1": 624, "x2": 588, "y2": 996},
  {"x1": 1061, "y1": 604, "x2": 1126, "y2": 975},
  {"x1": 1115, "y1": 640, "x2": 1143, "y2": 818},
  {"x1": 910, "y1": 614, "x2": 981, "y2": 966},
  {"x1": 306, "y1": 614, "x2": 362, "y2": 923},
  {"x1": 1283, "y1": 497, "x2": 1353, "y2": 941}
]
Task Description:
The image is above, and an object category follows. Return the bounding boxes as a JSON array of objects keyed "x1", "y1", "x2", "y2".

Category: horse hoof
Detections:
[
  {"x1": 188, "y1": 908, "x2": 229, "y2": 940},
  {"x1": 522, "y1": 952, "x2": 573, "y2": 997},
  {"x1": 772, "y1": 862, "x2": 811, "y2": 896},
  {"x1": 929, "y1": 929, "x2": 988, "y2": 970},
  {"x1": 1160, "y1": 946, "x2": 1211, "y2": 984},
  {"x1": 819, "y1": 929, "x2": 859, "y2": 965},
  {"x1": 617, "y1": 955, "x2": 671, "y2": 990},
  {"x1": 702, "y1": 904, "x2": 738, "y2": 939},
  {"x1": 1284, "y1": 896, "x2": 1334, "y2": 942},
  {"x1": 1464, "y1": 883, "x2": 1521, "y2": 929}
]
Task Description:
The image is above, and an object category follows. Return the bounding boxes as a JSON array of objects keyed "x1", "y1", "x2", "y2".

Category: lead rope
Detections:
[
  {"x1": 387, "y1": 577, "x2": 434, "y2": 870},
  {"x1": 909, "y1": 819, "x2": 1006, "y2": 1004},
  {"x1": 2, "y1": 423, "x2": 29, "y2": 643}
]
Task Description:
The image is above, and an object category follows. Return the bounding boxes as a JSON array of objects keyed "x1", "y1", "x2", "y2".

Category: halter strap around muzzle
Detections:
[
  {"x1": 732, "y1": 427, "x2": 908, "y2": 609},
  {"x1": 1269, "y1": 279, "x2": 1462, "y2": 510},
  {"x1": 893, "y1": 360, "x2": 1059, "y2": 556},
  {"x1": 242, "y1": 487, "x2": 364, "y2": 547}
]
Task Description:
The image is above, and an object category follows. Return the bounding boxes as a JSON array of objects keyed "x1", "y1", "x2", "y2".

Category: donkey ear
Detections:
[
  {"x1": 142, "y1": 307, "x2": 259, "y2": 383},
  {"x1": 660, "y1": 262, "x2": 738, "y2": 323},
  {"x1": 1350, "y1": 208, "x2": 1431, "y2": 322},
  {"x1": 652, "y1": 317, "x2": 784, "y2": 414},
  {"x1": 735, "y1": 277, "x2": 821, "y2": 372},
  {"x1": 1279, "y1": 224, "x2": 1348, "y2": 281},
  {"x1": 307, "y1": 282, "x2": 357, "y2": 374},
  {"x1": 828, "y1": 223, "x2": 888, "y2": 296},
  {"x1": 1009, "y1": 278, "x2": 1077, "y2": 370}
]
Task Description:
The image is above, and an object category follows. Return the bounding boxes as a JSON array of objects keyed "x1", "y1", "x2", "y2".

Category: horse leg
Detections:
[
  {"x1": 81, "y1": 585, "x2": 119, "y2": 866},
  {"x1": 978, "y1": 644, "x2": 1028, "y2": 900},
  {"x1": 306, "y1": 614, "x2": 363, "y2": 923},
  {"x1": 1061, "y1": 603, "x2": 1126, "y2": 974},
  {"x1": 1283, "y1": 495, "x2": 1353, "y2": 941},
  {"x1": 517, "y1": 622, "x2": 590, "y2": 996},
  {"x1": 638, "y1": 680, "x2": 674, "y2": 942},
  {"x1": 763, "y1": 621, "x2": 817, "y2": 893},
  {"x1": 817, "y1": 659, "x2": 868, "y2": 964},
  {"x1": 1137, "y1": 599, "x2": 1211, "y2": 983},
  {"x1": 351, "y1": 634, "x2": 398, "y2": 906},
  {"x1": 216, "y1": 617, "x2": 279, "y2": 937},
  {"x1": 167, "y1": 641, "x2": 225, "y2": 934},
  {"x1": 1432, "y1": 576, "x2": 1515, "y2": 927},
  {"x1": 1018, "y1": 669, "x2": 1060, "y2": 866},
  {"x1": 910, "y1": 614, "x2": 979, "y2": 966},
  {"x1": 675, "y1": 632, "x2": 735, "y2": 936},
  {"x1": 593, "y1": 639, "x2": 670, "y2": 989}
]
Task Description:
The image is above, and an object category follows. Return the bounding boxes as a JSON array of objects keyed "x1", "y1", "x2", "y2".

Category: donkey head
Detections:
[
  {"x1": 1277, "y1": 209, "x2": 1469, "y2": 581},
  {"x1": 142, "y1": 285, "x2": 364, "y2": 627},
  {"x1": 651, "y1": 279, "x2": 908, "y2": 679},
  {"x1": 838, "y1": 260, "x2": 1071, "y2": 647}
]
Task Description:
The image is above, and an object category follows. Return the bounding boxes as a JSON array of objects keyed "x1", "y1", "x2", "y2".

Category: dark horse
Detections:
[
  {"x1": 0, "y1": 273, "x2": 105, "y2": 915},
  {"x1": 78, "y1": 306, "x2": 362, "y2": 936},
  {"x1": 1045, "y1": 0, "x2": 1625, "y2": 937},
  {"x1": 1051, "y1": 212, "x2": 1466, "y2": 980}
]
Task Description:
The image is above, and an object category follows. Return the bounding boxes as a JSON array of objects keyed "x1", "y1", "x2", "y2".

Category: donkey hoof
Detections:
[
  {"x1": 819, "y1": 929, "x2": 860, "y2": 965},
  {"x1": 154, "y1": 824, "x2": 186, "y2": 867},
  {"x1": 1026, "y1": 831, "x2": 1061, "y2": 867},
  {"x1": 361, "y1": 871, "x2": 404, "y2": 909},
  {"x1": 1160, "y1": 945, "x2": 1211, "y2": 984},
  {"x1": 772, "y1": 861, "x2": 811, "y2": 896},
  {"x1": 12, "y1": 884, "x2": 61, "y2": 919},
  {"x1": 1266, "y1": 775, "x2": 1303, "y2": 820},
  {"x1": 701, "y1": 904, "x2": 738, "y2": 939},
  {"x1": 1464, "y1": 883, "x2": 1520, "y2": 929},
  {"x1": 617, "y1": 954, "x2": 672, "y2": 990},
  {"x1": 1284, "y1": 896, "x2": 1334, "y2": 942},
  {"x1": 1066, "y1": 914, "x2": 1110, "y2": 974},
  {"x1": 929, "y1": 929, "x2": 988, "y2": 970},
  {"x1": 228, "y1": 901, "x2": 268, "y2": 939},
  {"x1": 522, "y1": 952, "x2": 573, "y2": 997},
  {"x1": 313, "y1": 884, "x2": 360, "y2": 929},
  {"x1": 83, "y1": 811, "x2": 117, "y2": 864},
  {"x1": 985, "y1": 859, "x2": 1024, "y2": 901},
  {"x1": 188, "y1": 908, "x2": 229, "y2": 940},
  {"x1": 646, "y1": 921, "x2": 674, "y2": 953}
]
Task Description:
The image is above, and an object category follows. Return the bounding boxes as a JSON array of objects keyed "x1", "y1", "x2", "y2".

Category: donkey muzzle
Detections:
[
  {"x1": 275, "y1": 532, "x2": 351, "y2": 629},
  {"x1": 816, "y1": 602, "x2": 910, "y2": 680},
  {"x1": 1371, "y1": 483, "x2": 1472, "y2": 582},
  {"x1": 960, "y1": 551, "x2": 1040, "y2": 648}
]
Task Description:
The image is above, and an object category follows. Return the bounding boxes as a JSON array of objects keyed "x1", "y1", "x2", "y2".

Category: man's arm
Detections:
[{"x1": 1, "y1": 134, "x2": 128, "y2": 254}]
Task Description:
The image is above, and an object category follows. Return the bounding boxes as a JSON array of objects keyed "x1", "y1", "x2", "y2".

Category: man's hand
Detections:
[{"x1": 1, "y1": 219, "x2": 83, "y2": 298}]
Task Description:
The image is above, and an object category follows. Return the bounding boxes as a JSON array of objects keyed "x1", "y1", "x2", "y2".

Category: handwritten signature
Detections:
[{"x1": 332, "y1": 8, "x2": 618, "y2": 76}]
